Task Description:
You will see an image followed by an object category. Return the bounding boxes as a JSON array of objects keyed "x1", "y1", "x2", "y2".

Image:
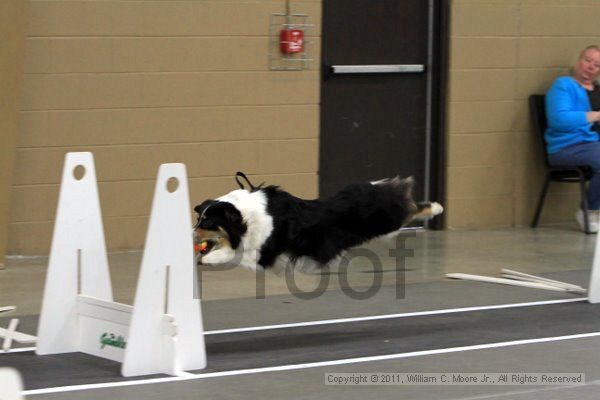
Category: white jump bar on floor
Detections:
[
  {"x1": 501, "y1": 269, "x2": 586, "y2": 293},
  {"x1": 0, "y1": 306, "x2": 16, "y2": 314},
  {"x1": 0, "y1": 306, "x2": 38, "y2": 352},
  {"x1": 446, "y1": 273, "x2": 586, "y2": 294},
  {"x1": 1, "y1": 320, "x2": 37, "y2": 352}
]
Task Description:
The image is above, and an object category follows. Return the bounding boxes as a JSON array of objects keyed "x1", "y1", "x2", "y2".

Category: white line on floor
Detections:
[
  {"x1": 0, "y1": 297, "x2": 587, "y2": 354},
  {"x1": 204, "y1": 298, "x2": 587, "y2": 335},
  {"x1": 24, "y1": 331, "x2": 600, "y2": 396}
]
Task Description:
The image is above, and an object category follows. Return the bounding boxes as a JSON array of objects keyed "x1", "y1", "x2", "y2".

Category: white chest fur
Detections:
[{"x1": 199, "y1": 189, "x2": 274, "y2": 271}]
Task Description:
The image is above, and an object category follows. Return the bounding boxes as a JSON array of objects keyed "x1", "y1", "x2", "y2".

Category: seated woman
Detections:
[{"x1": 546, "y1": 45, "x2": 600, "y2": 232}]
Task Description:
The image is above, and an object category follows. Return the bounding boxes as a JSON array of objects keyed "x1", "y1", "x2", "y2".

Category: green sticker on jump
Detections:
[{"x1": 100, "y1": 332, "x2": 127, "y2": 349}]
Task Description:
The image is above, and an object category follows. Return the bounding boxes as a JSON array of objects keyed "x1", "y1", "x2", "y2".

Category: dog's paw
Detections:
[
  {"x1": 430, "y1": 202, "x2": 444, "y2": 216},
  {"x1": 200, "y1": 248, "x2": 235, "y2": 265},
  {"x1": 413, "y1": 201, "x2": 444, "y2": 221}
]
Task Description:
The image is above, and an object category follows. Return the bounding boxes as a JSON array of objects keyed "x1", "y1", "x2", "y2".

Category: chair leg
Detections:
[
  {"x1": 531, "y1": 176, "x2": 551, "y2": 228},
  {"x1": 578, "y1": 173, "x2": 591, "y2": 234}
]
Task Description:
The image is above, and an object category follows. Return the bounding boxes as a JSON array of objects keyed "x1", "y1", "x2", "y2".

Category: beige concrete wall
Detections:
[
  {"x1": 9, "y1": 0, "x2": 321, "y2": 255},
  {"x1": 0, "y1": 1, "x2": 28, "y2": 266},
  {"x1": 11, "y1": 0, "x2": 598, "y2": 254},
  {"x1": 446, "y1": 0, "x2": 600, "y2": 229}
]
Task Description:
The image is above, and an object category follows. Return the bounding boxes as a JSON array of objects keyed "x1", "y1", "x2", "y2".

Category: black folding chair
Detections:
[{"x1": 529, "y1": 94, "x2": 593, "y2": 233}]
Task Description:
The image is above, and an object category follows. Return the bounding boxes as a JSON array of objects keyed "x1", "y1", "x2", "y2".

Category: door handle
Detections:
[{"x1": 330, "y1": 64, "x2": 425, "y2": 74}]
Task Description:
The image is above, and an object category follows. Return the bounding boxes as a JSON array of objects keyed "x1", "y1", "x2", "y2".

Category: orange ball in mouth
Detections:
[
  {"x1": 194, "y1": 240, "x2": 215, "y2": 254},
  {"x1": 194, "y1": 241, "x2": 209, "y2": 254}
]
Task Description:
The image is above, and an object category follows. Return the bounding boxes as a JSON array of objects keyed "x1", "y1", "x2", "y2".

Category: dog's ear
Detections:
[
  {"x1": 193, "y1": 200, "x2": 217, "y2": 230},
  {"x1": 194, "y1": 200, "x2": 215, "y2": 216},
  {"x1": 213, "y1": 202, "x2": 247, "y2": 249}
]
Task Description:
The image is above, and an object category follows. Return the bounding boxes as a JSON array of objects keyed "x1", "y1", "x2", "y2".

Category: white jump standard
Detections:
[
  {"x1": 0, "y1": 368, "x2": 24, "y2": 400},
  {"x1": 36, "y1": 152, "x2": 206, "y2": 377}
]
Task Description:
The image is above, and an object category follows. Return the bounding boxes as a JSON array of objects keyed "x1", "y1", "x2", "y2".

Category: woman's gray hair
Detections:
[{"x1": 579, "y1": 45, "x2": 600, "y2": 59}]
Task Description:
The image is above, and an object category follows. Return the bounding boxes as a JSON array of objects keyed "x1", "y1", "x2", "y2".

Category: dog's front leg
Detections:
[{"x1": 238, "y1": 250, "x2": 264, "y2": 272}]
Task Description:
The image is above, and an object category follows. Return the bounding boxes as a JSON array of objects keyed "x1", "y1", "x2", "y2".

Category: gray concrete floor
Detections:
[
  {"x1": 1, "y1": 225, "x2": 595, "y2": 316},
  {"x1": 32, "y1": 337, "x2": 600, "y2": 400},
  {"x1": 1, "y1": 225, "x2": 599, "y2": 399}
]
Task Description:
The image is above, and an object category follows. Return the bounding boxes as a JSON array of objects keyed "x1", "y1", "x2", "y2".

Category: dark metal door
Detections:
[{"x1": 320, "y1": 0, "x2": 445, "y2": 205}]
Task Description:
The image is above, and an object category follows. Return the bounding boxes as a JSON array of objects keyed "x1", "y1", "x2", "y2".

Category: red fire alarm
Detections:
[{"x1": 280, "y1": 29, "x2": 304, "y2": 54}]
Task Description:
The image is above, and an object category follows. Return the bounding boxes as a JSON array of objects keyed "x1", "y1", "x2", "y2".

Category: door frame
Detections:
[
  {"x1": 318, "y1": 0, "x2": 449, "y2": 229},
  {"x1": 428, "y1": 0, "x2": 450, "y2": 229}
]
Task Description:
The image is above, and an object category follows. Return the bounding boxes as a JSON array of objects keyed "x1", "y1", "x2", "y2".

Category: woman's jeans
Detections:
[{"x1": 549, "y1": 141, "x2": 600, "y2": 210}]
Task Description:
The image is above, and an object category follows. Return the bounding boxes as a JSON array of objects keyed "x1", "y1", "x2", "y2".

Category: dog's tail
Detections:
[{"x1": 371, "y1": 176, "x2": 414, "y2": 198}]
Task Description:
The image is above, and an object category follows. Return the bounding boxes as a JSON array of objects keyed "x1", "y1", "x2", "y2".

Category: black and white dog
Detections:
[{"x1": 193, "y1": 173, "x2": 442, "y2": 271}]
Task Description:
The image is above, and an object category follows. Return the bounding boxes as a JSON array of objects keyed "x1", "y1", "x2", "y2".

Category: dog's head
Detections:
[{"x1": 193, "y1": 200, "x2": 247, "y2": 264}]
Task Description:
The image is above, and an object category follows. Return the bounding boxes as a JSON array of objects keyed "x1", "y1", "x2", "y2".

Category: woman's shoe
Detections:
[{"x1": 575, "y1": 209, "x2": 599, "y2": 233}]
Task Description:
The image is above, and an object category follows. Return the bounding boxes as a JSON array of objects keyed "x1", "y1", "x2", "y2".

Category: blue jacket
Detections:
[{"x1": 545, "y1": 76, "x2": 598, "y2": 154}]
